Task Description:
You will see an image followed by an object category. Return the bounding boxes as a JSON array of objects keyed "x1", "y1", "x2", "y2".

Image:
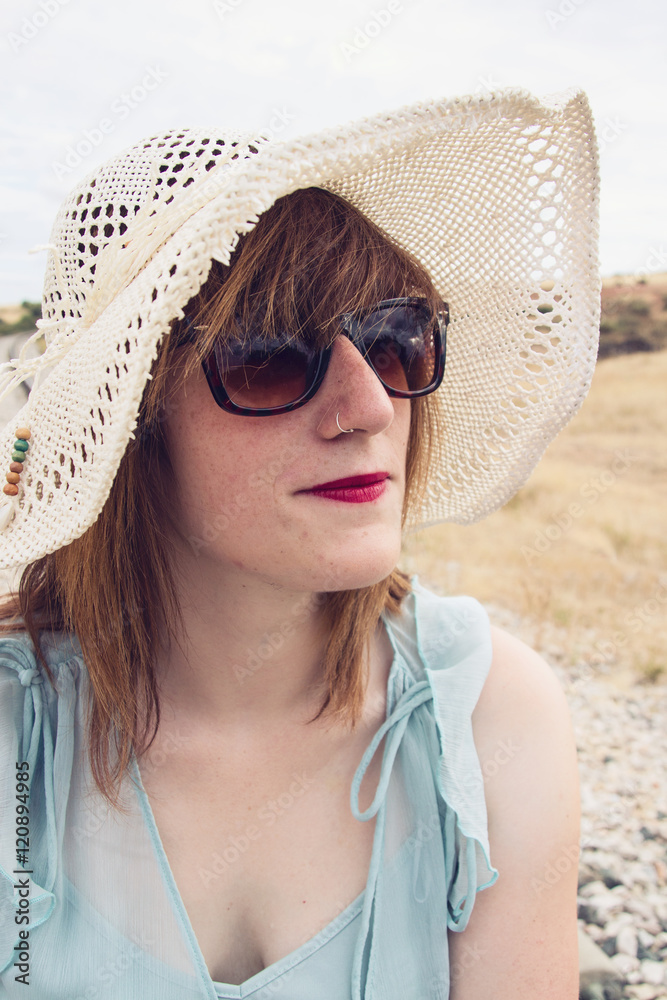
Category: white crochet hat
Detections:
[{"x1": 0, "y1": 88, "x2": 600, "y2": 570}]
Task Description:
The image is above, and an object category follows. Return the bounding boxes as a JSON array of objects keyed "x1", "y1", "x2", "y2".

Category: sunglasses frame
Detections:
[{"x1": 192, "y1": 296, "x2": 449, "y2": 417}]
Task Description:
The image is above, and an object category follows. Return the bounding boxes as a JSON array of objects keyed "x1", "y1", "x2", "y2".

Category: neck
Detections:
[{"x1": 155, "y1": 552, "x2": 344, "y2": 736}]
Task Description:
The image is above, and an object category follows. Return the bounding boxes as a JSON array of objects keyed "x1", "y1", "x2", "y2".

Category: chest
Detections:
[{"x1": 140, "y1": 725, "x2": 384, "y2": 985}]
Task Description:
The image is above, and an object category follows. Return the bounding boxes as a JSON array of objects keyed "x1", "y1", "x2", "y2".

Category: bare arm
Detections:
[{"x1": 448, "y1": 625, "x2": 580, "y2": 1000}]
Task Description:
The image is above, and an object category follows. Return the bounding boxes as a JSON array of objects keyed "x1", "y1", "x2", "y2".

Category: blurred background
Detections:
[{"x1": 1, "y1": 3, "x2": 666, "y2": 995}]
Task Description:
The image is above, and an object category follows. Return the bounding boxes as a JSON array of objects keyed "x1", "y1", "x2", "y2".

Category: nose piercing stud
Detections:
[{"x1": 336, "y1": 412, "x2": 354, "y2": 434}]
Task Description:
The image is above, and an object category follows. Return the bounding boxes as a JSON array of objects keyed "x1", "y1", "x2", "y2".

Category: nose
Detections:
[{"x1": 315, "y1": 334, "x2": 397, "y2": 438}]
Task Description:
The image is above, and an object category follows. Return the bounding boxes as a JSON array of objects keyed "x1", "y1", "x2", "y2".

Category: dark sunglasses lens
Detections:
[
  {"x1": 214, "y1": 336, "x2": 317, "y2": 409},
  {"x1": 205, "y1": 300, "x2": 441, "y2": 412},
  {"x1": 358, "y1": 303, "x2": 438, "y2": 392}
]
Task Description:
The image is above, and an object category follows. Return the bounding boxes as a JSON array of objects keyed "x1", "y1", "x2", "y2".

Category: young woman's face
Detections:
[{"x1": 162, "y1": 333, "x2": 411, "y2": 594}]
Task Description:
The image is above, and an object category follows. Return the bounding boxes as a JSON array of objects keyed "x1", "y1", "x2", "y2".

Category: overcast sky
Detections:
[{"x1": 0, "y1": 0, "x2": 664, "y2": 303}]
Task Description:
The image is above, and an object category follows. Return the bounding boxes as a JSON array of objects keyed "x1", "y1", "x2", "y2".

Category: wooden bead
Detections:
[
  {"x1": 2, "y1": 484, "x2": 18, "y2": 496},
  {"x1": 11, "y1": 451, "x2": 25, "y2": 463},
  {"x1": 13, "y1": 439, "x2": 29, "y2": 453},
  {"x1": 9, "y1": 462, "x2": 23, "y2": 474},
  {"x1": 15, "y1": 427, "x2": 31, "y2": 440},
  {"x1": 6, "y1": 472, "x2": 20, "y2": 484}
]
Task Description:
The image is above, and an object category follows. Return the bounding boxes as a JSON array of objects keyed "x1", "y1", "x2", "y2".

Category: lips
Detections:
[{"x1": 302, "y1": 472, "x2": 390, "y2": 504}]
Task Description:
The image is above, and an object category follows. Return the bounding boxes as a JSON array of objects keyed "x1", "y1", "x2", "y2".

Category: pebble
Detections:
[
  {"x1": 486, "y1": 603, "x2": 667, "y2": 1000},
  {"x1": 617, "y1": 926, "x2": 639, "y2": 958},
  {"x1": 626, "y1": 986, "x2": 666, "y2": 1000},
  {"x1": 640, "y1": 962, "x2": 666, "y2": 986}
]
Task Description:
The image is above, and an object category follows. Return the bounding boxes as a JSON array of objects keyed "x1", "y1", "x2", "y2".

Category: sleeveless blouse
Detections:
[{"x1": 0, "y1": 579, "x2": 498, "y2": 998}]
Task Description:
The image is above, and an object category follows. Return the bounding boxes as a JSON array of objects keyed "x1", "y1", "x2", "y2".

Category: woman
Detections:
[{"x1": 0, "y1": 89, "x2": 599, "y2": 998}]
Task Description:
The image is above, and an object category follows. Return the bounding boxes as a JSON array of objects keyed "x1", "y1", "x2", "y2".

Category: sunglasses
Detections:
[{"x1": 184, "y1": 296, "x2": 448, "y2": 416}]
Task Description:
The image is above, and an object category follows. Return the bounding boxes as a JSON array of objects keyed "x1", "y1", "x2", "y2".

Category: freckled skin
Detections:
[{"x1": 162, "y1": 336, "x2": 411, "y2": 594}]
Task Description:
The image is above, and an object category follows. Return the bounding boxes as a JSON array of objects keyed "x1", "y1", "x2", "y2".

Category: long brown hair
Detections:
[{"x1": 0, "y1": 187, "x2": 444, "y2": 804}]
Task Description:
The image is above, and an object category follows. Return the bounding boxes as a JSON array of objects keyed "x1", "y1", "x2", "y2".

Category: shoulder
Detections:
[
  {"x1": 408, "y1": 582, "x2": 571, "y2": 737},
  {"x1": 0, "y1": 627, "x2": 82, "y2": 678},
  {"x1": 472, "y1": 624, "x2": 576, "y2": 771},
  {"x1": 480, "y1": 622, "x2": 572, "y2": 712},
  {"x1": 0, "y1": 629, "x2": 45, "y2": 687},
  {"x1": 472, "y1": 624, "x2": 579, "y2": 832},
  {"x1": 0, "y1": 628, "x2": 85, "y2": 760},
  {"x1": 448, "y1": 625, "x2": 580, "y2": 998},
  {"x1": 408, "y1": 580, "x2": 491, "y2": 677}
]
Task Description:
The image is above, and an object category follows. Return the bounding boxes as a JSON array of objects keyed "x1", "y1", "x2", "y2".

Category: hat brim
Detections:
[{"x1": 0, "y1": 88, "x2": 599, "y2": 569}]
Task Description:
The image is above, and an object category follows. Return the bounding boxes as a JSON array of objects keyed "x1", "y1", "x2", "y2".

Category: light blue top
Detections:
[{"x1": 0, "y1": 579, "x2": 498, "y2": 998}]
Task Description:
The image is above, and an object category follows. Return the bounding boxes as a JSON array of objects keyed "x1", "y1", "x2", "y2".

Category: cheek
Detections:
[
  {"x1": 161, "y1": 380, "x2": 238, "y2": 517},
  {"x1": 164, "y1": 399, "x2": 293, "y2": 539},
  {"x1": 171, "y1": 426, "x2": 264, "y2": 522},
  {"x1": 395, "y1": 401, "x2": 412, "y2": 461}
]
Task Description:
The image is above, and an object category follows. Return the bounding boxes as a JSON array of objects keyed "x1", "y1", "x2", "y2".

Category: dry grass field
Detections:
[{"x1": 400, "y1": 349, "x2": 667, "y2": 684}]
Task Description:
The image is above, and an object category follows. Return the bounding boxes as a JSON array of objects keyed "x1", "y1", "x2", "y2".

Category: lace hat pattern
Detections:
[{"x1": 0, "y1": 88, "x2": 600, "y2": 569}]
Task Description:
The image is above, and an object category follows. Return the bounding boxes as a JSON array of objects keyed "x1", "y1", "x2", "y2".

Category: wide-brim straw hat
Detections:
[{"x1": 0, "y1": 88, "x2": 600, "y2": 571}]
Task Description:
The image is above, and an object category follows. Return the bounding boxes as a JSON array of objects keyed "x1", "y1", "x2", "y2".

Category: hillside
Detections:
[
  {"x1": 600, "y1": 271, "x2": 667, "y2": 357},
  {"x1": 0, "y1": 301, "x2": 41, "y2": 335}
]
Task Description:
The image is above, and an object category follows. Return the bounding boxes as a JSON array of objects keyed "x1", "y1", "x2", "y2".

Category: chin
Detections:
[{"x1": 314, "y1": 539, "x2": 402, "y2": 593}]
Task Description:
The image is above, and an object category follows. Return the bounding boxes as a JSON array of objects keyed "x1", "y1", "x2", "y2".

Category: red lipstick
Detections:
[{"x1": 303, "y1": 473, "x2": 389, "y2": 504}]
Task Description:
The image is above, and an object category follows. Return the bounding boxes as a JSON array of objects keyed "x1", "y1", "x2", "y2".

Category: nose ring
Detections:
[{"x1": 336, "y1": 412, "x2": 354, "y2": 434}]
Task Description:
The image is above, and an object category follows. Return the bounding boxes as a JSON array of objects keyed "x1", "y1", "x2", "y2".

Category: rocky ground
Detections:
[{"x1": 488, "y1": 604, "x2": 667, "y2": 1000}]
